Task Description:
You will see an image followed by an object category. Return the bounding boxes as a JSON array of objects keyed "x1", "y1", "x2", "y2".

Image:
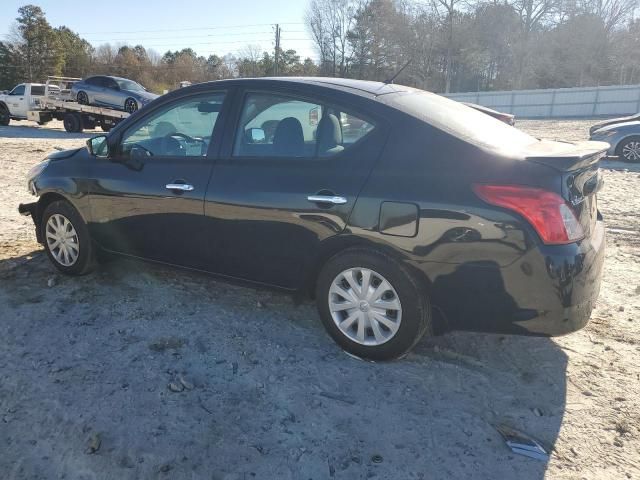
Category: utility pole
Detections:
[{"x1": 274, "y1": 24, "x2": 281, "y2": 76}]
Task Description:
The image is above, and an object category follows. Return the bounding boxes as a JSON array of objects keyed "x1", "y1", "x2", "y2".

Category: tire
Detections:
[
  {"x1": 41, "y1": 200, "x2": 95, "y2": 275},
  {"x1": 37, "y1": 120, "x2": 50, "y2": 126},
  {"x1": 0, "y1": 105, "x2": 9, "y2": 126},
  {"x1": 63, "y1": 113, "x2": 83, "y2": 133},
  {"x1": 100, "y1": 120, "x2": 112, "y2": 132},
  {"x1": 77, "y1": 91, "x2": 89, "y2": 105},
  {"x1": 124, "y1": 98, "x2": 138, "y2": 114},
  {"x1": 615, "y1": 136, "x2": 640, "y2": 163},
  {"x1": 315, "y1": 248, "x2": 431, "y2": 361}
]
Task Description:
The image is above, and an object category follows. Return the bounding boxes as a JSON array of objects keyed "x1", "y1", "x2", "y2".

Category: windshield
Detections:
[
  {"x1": 383, "y1": 90, "x2": 537, "y2": 152},
  {"x1": 116, "y1": 79, "x2": 145, "y2": 92}
]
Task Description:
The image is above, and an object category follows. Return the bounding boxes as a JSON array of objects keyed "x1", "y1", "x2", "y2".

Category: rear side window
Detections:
[
  {"x1": 384, "y1": 90, "x2": 536, "y2": 151},
  {"x1": 233, "y1": 92, "x2": 374, "y2": 158},
  {"x1": 84, "y1": 77, "x2": 100, "y2": 86}
]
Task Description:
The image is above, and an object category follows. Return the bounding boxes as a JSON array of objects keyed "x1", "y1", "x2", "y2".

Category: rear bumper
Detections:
[{"x1": 428, "y1": 220, "x2": 605, "y2": 336}]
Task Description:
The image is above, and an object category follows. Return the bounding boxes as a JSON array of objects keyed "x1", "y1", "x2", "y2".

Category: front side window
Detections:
[
  {"x1": 233, "y1": 92, "x2": 375, "y2": 158},
  {"x1": 10, "y1": 85, "x2": 25, "y2": 96},
  {"x1": 104, "y1": 78, "x2": 119, "y2": 90},
  {"x1": 116, "y1": 79, "x2": 144, "y2": 92},
  {"x1": 120, "y1": 92, "x2": 225, "y2": 158}
]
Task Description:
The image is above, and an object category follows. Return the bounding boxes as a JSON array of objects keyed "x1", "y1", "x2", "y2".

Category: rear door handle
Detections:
[
  {"x1": 166, "y1": 183, "x2": 194, "y2": 191},
  {"x1": 307, "y1": 195, "x2": 347, "y2": 205}
]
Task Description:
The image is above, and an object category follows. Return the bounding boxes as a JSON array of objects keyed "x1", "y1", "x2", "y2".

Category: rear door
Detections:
[
  {"x1": 89, "y1": 77, "x2": 108, "y2": 105},
  {"x1": 102, "y1": 77, "x2": 123, "y2": 109},
  {"x1": 203, "y1": 88, "x2": 387, "y2": 288},
  {"x1": 89, "y1": 90, "x2": 230, "y2": 269}
]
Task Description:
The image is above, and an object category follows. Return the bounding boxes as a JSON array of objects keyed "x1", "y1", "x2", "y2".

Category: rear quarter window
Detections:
[
  {"x1": 30, "y1": 85, "x2": 45, "y2": 96},
  {"x1": 383, "y1": 90, "x2": 537, "y2": 152}
]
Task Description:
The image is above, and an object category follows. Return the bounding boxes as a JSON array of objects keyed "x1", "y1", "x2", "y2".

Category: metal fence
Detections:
[{"x1": 444, "y1": 84, "x2": 640, "y2": 118}]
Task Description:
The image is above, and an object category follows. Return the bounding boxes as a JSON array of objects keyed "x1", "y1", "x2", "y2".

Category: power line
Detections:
[
  {"x1": 76, "y1": 22, "x2": 304, "y2": 35},
  {"x1": 83, "y1": 31, "x2": 307, "y2": 43}
]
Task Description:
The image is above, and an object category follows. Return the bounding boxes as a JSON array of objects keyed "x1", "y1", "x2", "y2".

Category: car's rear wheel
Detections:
[
  {"x1": 616, "y1": 136, "x2": 640, "y2": 163},
  {"x1": 316, "y1": 248, "x2": 431, "y2": 360},
  {"x1": 0, "y1": 105, "x2": 10, "y2": 126},
  {"x1": 124, "y1": 98, "x2": 138, "y2": 114},
  {"x1": 41, "y1": 200, "x2": 95, "y2": 275},
  {"x1": 77, "y1": 91, "x2": 89, "y2": 105}
]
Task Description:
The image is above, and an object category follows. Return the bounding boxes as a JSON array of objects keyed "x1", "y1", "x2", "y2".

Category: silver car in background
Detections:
[
  {"x1": 70, "y1": 76, "x2": 159, "y2": 113},
  {"x1": 590, "y1": 120, "x2": 640, "y2": 162}
]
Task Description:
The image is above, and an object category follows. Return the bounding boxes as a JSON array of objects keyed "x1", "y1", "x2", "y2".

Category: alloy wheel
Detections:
[
  {"x1": 328, "y1": 267, "x2": 402, "y2": 346},
  {"x1": 45, "y1": 214, "x2": 80, "y2": 267},
  {"x1": 77, "y1": 91, "x2": 88, "y2": 104},
  {"x1": 124, "y1": 99, "x2": 138, "y2": 113},
  {"x1": 622, "y1": 140, "x2": 640, "y2": 162}
]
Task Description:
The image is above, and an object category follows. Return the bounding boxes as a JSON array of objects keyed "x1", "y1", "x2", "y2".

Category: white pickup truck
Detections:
[
  {"x1": 0, "y1": 83, "x2": 54, "y2": 125},
  {"x1": 0, "y1": 77, "x2": 129, "y2": 132}
]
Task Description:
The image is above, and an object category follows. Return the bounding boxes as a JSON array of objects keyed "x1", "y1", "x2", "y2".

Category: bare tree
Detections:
[
  {"x1": 306, "y1": 0, "x2": 355, "y2": 76},
  {"x1": 432, "y1": 0, "x2": 466, "y2": 92}
]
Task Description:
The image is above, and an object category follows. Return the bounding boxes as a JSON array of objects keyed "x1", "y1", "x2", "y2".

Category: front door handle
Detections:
[
  {"x1": 166, "y1": 183, "x2": 194, "y2": 192},
  {"x1": 307, "y1": 195, "x2": 347, "y2": 205}
]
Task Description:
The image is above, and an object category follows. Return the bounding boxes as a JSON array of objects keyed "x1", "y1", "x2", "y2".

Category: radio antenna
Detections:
[{"x1": 384, "y1": 59, "x2": 412, "y2": 84}]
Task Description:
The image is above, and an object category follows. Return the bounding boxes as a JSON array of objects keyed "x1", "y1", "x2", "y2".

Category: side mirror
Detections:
[
  {"x1": 87, "y1": 135, "x2": 109, "y2": 157},
  {"x1": 247, "y1": 128, "x2": 266, "y2": 143}
]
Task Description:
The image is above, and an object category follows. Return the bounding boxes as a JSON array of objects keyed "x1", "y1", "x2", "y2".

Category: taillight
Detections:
[{"x1": 473, "y1": 184, "x2": 584, "y2": 245}]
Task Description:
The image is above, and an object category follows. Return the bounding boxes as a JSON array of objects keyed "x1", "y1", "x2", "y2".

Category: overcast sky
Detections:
[{"x1": 0, "y1": 0, "x2": 317, "y2": 60}]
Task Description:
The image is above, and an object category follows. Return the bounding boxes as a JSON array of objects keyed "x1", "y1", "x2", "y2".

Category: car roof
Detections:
[
  {"x1": 86, "y1": 75, "x2": 132, "y2": 82},
  {"x1": 187, "y1": 77, "x2": 414, "y2": 99}
]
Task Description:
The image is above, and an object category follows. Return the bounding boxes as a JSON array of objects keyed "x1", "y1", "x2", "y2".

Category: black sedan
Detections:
[{"x1": 19, "y1": 78, "x2": 606, "y2": 360}]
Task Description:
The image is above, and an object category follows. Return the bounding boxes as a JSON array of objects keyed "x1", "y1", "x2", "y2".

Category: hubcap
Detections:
[
  {"x1": 45, "y1": 214, "x2": 79, "y2": 267},
  {"x1": 329, "y1": 267, "x2": 402, "y2": 346},
  {"x1": 622, "y1": 141, "x2": 640, "y2": 161}
]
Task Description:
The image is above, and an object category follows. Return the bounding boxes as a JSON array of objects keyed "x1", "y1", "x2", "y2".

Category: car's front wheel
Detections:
[
  {"x1": 124, "y1": 98, "x2": 138, "y2": 114},
  {"x1": 41, "y1": 200, "x2": 95, "y2": 275},
  {"x1": 316, "y1": 249, "x2": 431, "y2": 360},
  {"x1": 616, "y1": 136, "x2": 640, "y2": 162}
]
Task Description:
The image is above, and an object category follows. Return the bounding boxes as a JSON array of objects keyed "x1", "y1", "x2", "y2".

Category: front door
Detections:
[
  {"x1": 203, "y1": 89, "x2": 387, "y2": 288},
  {"x1": 88, "y1": 90, "x2": 229, "y2": 269},
  {"x1": 8, "y1": 84, "x2": 27, "y2": 118}
]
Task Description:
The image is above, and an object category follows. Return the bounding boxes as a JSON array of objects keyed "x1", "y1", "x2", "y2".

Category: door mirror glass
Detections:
[
  {"x1": 87, "y1": 135, "x2": 109, "y2": 157},
  {"x1": 247, "y1": 128, "x2": 266, "y2": 143}
]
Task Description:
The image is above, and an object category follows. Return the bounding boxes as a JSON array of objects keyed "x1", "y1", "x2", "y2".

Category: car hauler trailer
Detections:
[{"x1": 27, "y1": 76, "x2": 130, "y2": 133}]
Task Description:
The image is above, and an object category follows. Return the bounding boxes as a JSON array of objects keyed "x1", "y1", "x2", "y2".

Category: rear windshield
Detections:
[
  {"x1": 383, "y1": 90, "x2": 537, "y2": 151},
  {"x1": 31, "y1": 85, "x2": 45, "y2": 96}
]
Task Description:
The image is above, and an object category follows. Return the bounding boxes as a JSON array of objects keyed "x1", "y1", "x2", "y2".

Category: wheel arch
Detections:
[
  {"x1": 615, "y1": 134, "x2": 640, "y2": 159},
  {"x1": 34, "y1": 192, "x2": 86, "y2": 242},
  {"x1": 305, "y1": 234, "x2": 434, "y2": 301}
]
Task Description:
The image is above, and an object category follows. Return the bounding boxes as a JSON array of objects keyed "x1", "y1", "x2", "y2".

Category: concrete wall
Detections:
[{"x1": 445, "y1": 84, "x2": 640, "y2": 118}]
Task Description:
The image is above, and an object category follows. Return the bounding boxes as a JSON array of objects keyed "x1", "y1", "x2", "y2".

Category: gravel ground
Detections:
[{"x1": 0, "y1": 119, "x2": 638, "y2": 480}]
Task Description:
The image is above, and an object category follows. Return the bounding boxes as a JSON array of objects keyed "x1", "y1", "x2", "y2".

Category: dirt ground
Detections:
[{"x1": 0, "y1": 119, "x2": 638, "y2": 480}]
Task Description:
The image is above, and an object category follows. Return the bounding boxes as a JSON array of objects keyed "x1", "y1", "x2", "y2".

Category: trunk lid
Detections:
[{"x1": 525, "y1": 140, "x2": 607, "y2": 238}]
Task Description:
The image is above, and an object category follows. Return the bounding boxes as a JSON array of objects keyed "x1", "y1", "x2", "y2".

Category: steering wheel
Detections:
[{"x1": 162, "y1": 132, "x2": 208, "y2": 155}]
